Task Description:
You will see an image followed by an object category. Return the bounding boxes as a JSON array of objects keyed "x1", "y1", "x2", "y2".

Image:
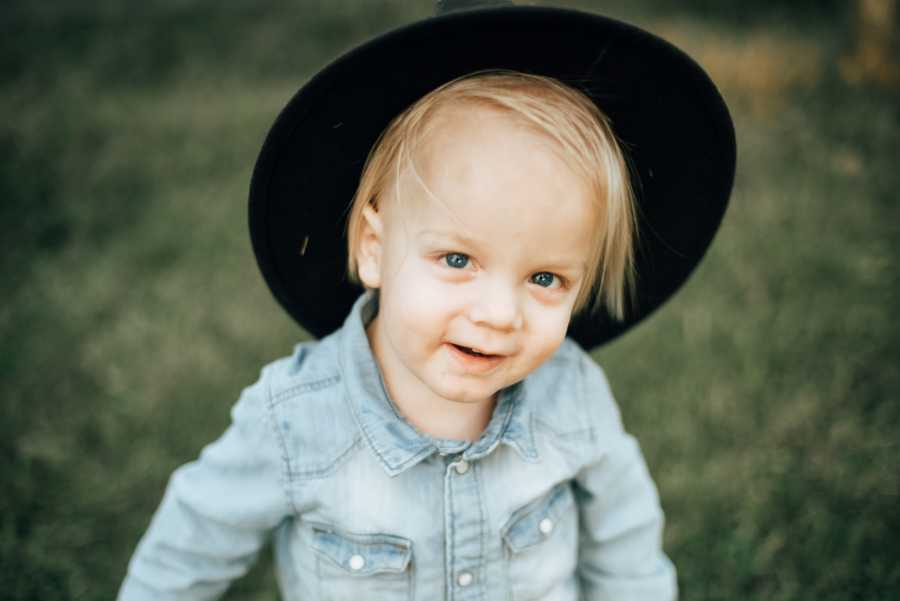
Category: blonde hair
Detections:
[{"x1": 345, "y1": 70, "x2": 636, "y2": 319}]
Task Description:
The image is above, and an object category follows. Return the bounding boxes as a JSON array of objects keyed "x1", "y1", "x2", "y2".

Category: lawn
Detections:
[{"x1": 2, "y1": 1, "x2": 898, "y2": 600}]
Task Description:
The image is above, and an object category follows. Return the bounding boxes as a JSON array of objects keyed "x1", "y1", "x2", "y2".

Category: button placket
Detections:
[{"x1": 443, "y1": 454, "x2": 484, "y2": 600}]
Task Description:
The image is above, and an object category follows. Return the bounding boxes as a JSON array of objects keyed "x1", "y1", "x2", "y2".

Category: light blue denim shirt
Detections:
[{"x1": 119, "y1": 292, "x2": 676, "y2": 600}]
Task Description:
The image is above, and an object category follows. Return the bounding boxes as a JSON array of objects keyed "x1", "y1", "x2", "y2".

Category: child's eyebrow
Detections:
[{"x1": 416, "y1": 229, "x2": 480, "y2": 248}]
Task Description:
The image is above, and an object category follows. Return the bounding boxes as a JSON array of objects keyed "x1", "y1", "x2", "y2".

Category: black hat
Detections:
[{"x1": 249, "y1": 1, "x2": 736, "y2": 349}]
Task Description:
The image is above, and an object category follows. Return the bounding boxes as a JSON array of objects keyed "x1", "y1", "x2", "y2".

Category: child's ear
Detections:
[{"x1": 356, "y1": 203, "x2": 384, "y2": 289}]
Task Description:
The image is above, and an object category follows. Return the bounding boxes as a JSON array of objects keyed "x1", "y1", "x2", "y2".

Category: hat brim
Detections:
[{"x1": 249, "y1": 6, "x2": 736, "y2": 349}]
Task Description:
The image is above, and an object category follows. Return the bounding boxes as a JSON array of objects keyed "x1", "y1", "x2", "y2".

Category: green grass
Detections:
[{"x1": 2, "y1": 1, "x2": 898, "y2": 600}]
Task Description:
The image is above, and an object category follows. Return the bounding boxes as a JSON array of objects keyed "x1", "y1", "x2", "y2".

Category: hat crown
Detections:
[{"x1": 435, "y1": 0, "x2": 514, "y2": 16}]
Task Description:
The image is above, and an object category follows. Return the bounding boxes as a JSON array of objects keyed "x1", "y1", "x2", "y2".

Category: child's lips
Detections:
[{"x1": 445, "y1": 342, "x2": 507, "y2": 372}]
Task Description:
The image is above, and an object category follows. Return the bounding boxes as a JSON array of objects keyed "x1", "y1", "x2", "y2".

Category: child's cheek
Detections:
[
  {"x1": 525, "y1": 302, "x2": 571, "y2": 352},
  {"x1": 426, "y1": 257, "x2": 473, "y2": 284},
  {"x1": 411, "y1": 259, "x2": 471, "y2": 301},
  {"x1": 528, "y1": 284, "x2": 572, "y2": 307},
  {"x1": 392, "y1": 262, "x2": 460, "y2": 317}
]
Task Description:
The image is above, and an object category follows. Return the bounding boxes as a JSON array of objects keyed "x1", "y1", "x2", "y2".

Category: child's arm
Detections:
[
  {"x1": 118, "y1": 366, "x2": 291, "y2": 601},
  {"x1": 573, "y1": 357, "x2": 678, "y2": 600}
]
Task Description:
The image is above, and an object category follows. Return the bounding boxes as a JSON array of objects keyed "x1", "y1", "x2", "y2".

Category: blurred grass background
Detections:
[{"x1": 1, "y1": 1, "x2": 898, "y2": 599}]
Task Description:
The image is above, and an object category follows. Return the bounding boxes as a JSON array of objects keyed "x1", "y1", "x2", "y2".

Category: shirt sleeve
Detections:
[
  {"x1": 117, "y1": 366, "x2": 292, "y2": 601},
  {"x1": 573, "y1": 356, "x2": 678, "y2": 601}
]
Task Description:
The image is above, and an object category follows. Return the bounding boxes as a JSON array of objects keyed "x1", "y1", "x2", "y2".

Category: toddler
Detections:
[{"x1": 119, "y1": 3, "x2": 735, "y2": 600}]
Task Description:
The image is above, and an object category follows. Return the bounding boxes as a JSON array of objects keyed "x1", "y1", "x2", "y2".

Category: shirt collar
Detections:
[{"x1": 338, "y1": 291, "x2": 540, "y2": 478}]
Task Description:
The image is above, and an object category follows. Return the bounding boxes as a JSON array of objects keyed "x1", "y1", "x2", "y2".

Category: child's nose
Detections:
[{"x1": 469, "y1": 280, "x2": 523, "y2": 331}]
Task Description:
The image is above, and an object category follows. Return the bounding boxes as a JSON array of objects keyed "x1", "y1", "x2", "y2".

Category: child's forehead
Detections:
[
  {"x1": 393, "y1": 104, "x2": 592, "y2": 207},
  {"x1": 383, "y1": 106, "x2": 598, "y2": 268},
  {"x1": 415, "y1": 103, "x2": 574, "y2": 185}
]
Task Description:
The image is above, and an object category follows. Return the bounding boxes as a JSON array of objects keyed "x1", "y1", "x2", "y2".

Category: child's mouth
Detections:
[
  {"x1": 452, "y1": 344, "x2": 492, "y2": 357},
  {"x1": 445, "y1": 343, "x2": 505, "y2": 373}
]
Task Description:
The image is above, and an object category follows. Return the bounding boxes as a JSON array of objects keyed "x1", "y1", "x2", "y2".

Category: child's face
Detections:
[{"x1": 358, "y1": 105, "x2": 597, "y2": 410}]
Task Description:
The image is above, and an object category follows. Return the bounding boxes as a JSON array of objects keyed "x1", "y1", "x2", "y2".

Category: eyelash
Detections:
[{"x1": 440, "y1": 253, "x2": 566, "y2": 289}]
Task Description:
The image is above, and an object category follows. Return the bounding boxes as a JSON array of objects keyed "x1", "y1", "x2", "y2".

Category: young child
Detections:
[{"x1": 119, "y1": 3, "x2": 734, "y2": 600}]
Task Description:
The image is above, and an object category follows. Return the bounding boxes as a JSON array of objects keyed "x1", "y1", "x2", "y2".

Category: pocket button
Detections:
[
  {"x1": 310, "y1": 526, "x2": 412, "y2": 575},
  {"x1": 539, "y1": 518, "x2": 554, "y2": 535},
  {"x1": 349, "y1": 554, "x2": 365, "y2": 571},
  {"x1": 501, "y1": 482, "x2": 574, "y2": 553}
]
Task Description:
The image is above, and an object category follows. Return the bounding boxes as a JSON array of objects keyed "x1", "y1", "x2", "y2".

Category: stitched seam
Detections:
[
  {"x1": 288, "y1": 435, "x2": 363, "y2": 480},
  {"x1": 524, "y1": 411, "x2": 538, "y2": 458},
  {"x1": 533, "y1": 415, "x2": 595, "y2": 439},
  {"x1": 408, "y1": 542, "x2": 416, "y2": 601},
  {"x1": 357, "y1": 414, "x2": 431, "y2": 473},
  {"x1": 356, "y1": 416, "x2": 393, "y2": 469},
  {"x1": 448, "y1": 465, "x2": 455, "y2": 601},
  {"x1": 393, "y1": 446, "x2": 433, "y2": 470},
  {"x1": 475, "y1": 462, "x2": 486, "y2": 601},
  {"x1": 502, "y1": 411, "x2": 541, "y2": 462},
  {"x1": 343, "y1": 381, "x2": 404, "y2": 474},
  {"x1": 271, "y1": 375, "x2": 341, "y2": 406},
  {"x1": 264, "y1": 370, "x2": 297, "y2": 514}
]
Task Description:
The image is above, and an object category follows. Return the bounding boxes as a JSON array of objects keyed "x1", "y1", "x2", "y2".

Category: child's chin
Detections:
[{"x1": 435, "y1": 384, "x2": 497, "y2": 406}]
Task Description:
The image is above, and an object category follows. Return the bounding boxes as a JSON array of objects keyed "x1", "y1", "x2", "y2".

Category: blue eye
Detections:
[
  {"x1": 531, "y1": 272, "x2": 557, "y2": 288},
  {"x1": 444, "y1": 253, "x2": 470, "y2": 269}
]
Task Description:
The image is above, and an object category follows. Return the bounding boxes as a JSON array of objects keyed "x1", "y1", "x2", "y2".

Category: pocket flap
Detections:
[
  {"x1": 501, "y1": 482, "x2": 574, "y2": 554},
  {"x1": 310, "y1": 525, "x2": 412, "y2": 575}
]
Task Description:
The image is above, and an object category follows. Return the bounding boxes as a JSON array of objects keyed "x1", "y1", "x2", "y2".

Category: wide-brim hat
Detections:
[{"x1": 249, "y1": 1, "x2": 736, "y2": 349}]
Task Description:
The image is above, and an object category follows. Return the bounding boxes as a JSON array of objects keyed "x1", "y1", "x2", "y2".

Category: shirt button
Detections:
[
  {"x1": 349, "y1": 554, "x2": 365, "y2": 571},
  {"x1": 539, "y1": 518, "x2": 554, "y2": 535},
  {"x1": 454, "y1": 459, "x2": 470, "y2": 475},
  {"x1": 457, "y1": 571, "x2": 474, "y2": 587}
]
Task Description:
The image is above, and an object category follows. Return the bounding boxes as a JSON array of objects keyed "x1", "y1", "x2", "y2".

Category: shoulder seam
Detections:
[
  {"x1": 271, "y1": 374, "x2": 341, "y2": 407},
  {"x1": 534, "y1": 414, "x2": 595, "y2": 440}
]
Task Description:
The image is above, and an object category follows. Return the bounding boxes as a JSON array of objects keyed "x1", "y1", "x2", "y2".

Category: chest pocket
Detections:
[
  {"x1": 501, "y1": 481, "x2": 578, "y2": 601},
  {"x1": 309, "y1": 524, "x2": 413, "y2": 601}
]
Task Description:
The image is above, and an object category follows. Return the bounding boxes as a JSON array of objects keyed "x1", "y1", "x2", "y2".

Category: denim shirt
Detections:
[{"x1": 119, "y1": 292, "x2": 676, "y2": 601}]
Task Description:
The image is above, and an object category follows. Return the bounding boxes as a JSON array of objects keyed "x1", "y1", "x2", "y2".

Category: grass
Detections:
[{"x1": 2, "y1": 1, "x2": 898, "y2": 599}]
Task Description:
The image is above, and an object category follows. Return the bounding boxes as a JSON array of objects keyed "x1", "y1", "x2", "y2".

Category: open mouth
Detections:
[
  {"x1": 451, "y1": 344, "x2": 498, "y2": 358},
  {"x1": 446, "y1": 342, "x2": 505, "y2": 373}
]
